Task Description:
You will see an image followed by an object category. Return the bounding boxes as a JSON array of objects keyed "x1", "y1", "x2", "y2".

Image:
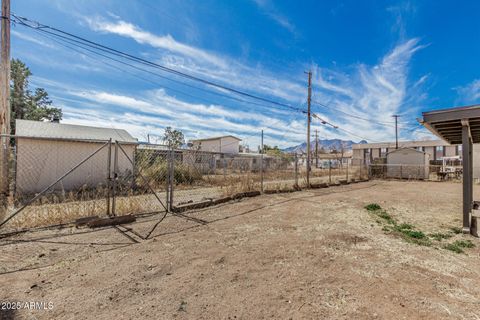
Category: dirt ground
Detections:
[{"x1": 1, "y1": 180, "x2": 480, "y2": 319}]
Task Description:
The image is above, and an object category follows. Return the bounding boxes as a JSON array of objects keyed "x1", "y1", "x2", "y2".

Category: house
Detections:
[
  {"x1": 190, "y1": 135, "x2": 241, "y2": 154},
  {"x1": 15, "y1": 120, "x2": 137, "y2": 194},
  {"x1": 385, "y1": 148, "x2": 430, "y2": 179}
]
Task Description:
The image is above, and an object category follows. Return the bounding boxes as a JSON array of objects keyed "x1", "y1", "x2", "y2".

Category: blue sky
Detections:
[{"x1": 10, "y1": 0, "x2": 480, "y2": 148}]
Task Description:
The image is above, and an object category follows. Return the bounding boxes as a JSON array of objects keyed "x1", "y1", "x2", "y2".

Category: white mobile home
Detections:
[{"x1": 190, "y1": 135, "x2": 241, "y2": 154}]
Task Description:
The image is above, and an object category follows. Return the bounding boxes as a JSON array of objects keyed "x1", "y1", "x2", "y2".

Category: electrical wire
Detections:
[{"x1": 11, "y1": 14, "x2": 306, "y2": 114}]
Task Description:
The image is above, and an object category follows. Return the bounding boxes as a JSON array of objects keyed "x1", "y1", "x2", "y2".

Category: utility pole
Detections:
[
  {"x1": 315, "y1": 129, "x2": 318, "y2": 169},
  {"x1": 305, "y1": 70, "x2": 312, "y2": 186},
  {"x1": 260, "y1": 129, "x2": 264, "y2": 192},
  {"x1": 392, "y1": 114, "x2": 400, "y2": 149},
  {"x1": 0, "y1": 0, "x2": 10, "y2": 208}
]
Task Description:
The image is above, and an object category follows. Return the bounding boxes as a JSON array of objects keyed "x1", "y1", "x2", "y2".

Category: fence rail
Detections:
[{"x1": 0, "y1": 135, "x2": 369, "y2": 231}]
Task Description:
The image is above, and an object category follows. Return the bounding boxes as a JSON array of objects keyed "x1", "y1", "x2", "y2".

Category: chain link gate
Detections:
[{"x1": 0, "y1": 139, "x2": 170, "y2": 233}]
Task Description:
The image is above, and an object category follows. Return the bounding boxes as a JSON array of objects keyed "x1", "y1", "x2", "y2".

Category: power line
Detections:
[
  {"x1": 11, "y1": 13, "x2": 392, "y2": 146},
  {"x1": 11, "y1": 14, "x2": 306, "y2": 114},
  {"x1": 28, "y1": 27, "x2": 298, "y2": 115},
  {"x1": 311, "y1": 99, "x2": 413, "y2": 127}
]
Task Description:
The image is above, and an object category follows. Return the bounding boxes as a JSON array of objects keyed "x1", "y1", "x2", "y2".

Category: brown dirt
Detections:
[{"x1": 1, "y1": 180, "x2": 480, "y2": 319}]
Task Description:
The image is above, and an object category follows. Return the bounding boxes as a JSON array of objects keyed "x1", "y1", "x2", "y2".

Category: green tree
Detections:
[
  {"x1": 262, "y1": 145, "x2": 283, "y2": 156},
  {"x1": 10, "y1": 59, "x2": 62, "y2": 133},
  {"x1": 162, "y1": 127, "x2": 184, "y2": 149}
]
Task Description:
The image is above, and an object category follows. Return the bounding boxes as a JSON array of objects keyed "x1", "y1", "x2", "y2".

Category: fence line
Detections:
[{"x1": 0, "y1": 134, "x2": 369, "y2": 231}]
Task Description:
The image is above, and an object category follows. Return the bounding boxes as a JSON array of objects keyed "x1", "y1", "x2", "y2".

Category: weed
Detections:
[
  {"x1": 454, "y1": 240, "x2": 475, "y2": 248},
  {"x1": 365, "y1": 203, "x2": 381, "y2": 211},
  {"x1": 395, "y1": 223, "x2": 413, "y2": 231},
  {"x1": 429, "y1": 232, "x2": 453, "y2": 241},
  {"x1": 377, "y1": 210, "x2": 395, "y2": 224},
  {"x1": 444, "y1": 240, "x2": 475, "y2": 254},
  {"x1": 402, "y1": 230, "x2": 426, "y2": 239},
  {"x1": 449, "y1": 227, "x2": 462, "y2": 234},
  {"x1": 444, "y1": 243, "x2": 464, "y2": 254}
]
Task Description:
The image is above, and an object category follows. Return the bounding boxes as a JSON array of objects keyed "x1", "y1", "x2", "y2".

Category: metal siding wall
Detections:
[{"x1": 16, "y1": 138, "x2": 134, "y2": 194}]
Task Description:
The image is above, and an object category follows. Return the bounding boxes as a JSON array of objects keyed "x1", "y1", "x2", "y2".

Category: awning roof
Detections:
[{"x1": 420, "y1": 104, "x2": 480, "y2": 145}]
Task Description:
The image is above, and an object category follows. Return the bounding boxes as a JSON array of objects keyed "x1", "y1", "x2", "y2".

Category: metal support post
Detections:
[
  {"x1": 329, "y1": 160, "x2": 332, "y2": 184},
  {"x1": 169, "y1": 149, "x2": 174, "y2": 211},
  {"x1": 106, "y1": 139, "x2": 112, "y2": 216},
  {"x1": 166, "y1": 149, "x2": 170, "y2": 212},
  {"x1": 261, "y1": 130, "x2": 264, "y2": 192},
  {"x1": 294, "y1": 153, "x2": 298, "y2": 187},
  {"x1": 112, "y1": 141, "x2": 119, "y2": 216},
  {"x1": 346, "y1": 161, "x2": 349, "y2": 181},
  {"x1": 462, "y1": 124, "x2": 472, "y2": 233}
]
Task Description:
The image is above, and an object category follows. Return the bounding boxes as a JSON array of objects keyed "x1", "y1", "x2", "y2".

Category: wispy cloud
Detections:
[
  {"x1": 455, "y1": 79, "x2": 480, "y2": 105},
  {"x1": 252, "y1": 0, "x2": 297, "y2": 35},
  {"x1": 83, "y1": 15, "x2": 306, "y2": 104},
  {"x1": 313, "y1": 38, "x2": 429, "y2": 142},
  {"x1": 85, "y1": 17, "x2": 228, "y2": 69},
  {"x1": 36, "y1": 77, "x2": 307, "y2": 147}
]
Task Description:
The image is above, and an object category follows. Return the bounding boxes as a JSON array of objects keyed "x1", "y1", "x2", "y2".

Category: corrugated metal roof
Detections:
[{"x1": 15, "y1": 119, "x2": 137, "y2": 143}]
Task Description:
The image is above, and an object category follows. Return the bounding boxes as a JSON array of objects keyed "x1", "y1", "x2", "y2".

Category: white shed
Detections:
[
  {"x1": 191, "y1": 135, "x2": 241, "y2": 154},
  {"x1": 15, "y1": 120, "x2": 137, "y2": 194},
  {"x1": 386, "y1": 148, "x2": 430, "y2": 179}
]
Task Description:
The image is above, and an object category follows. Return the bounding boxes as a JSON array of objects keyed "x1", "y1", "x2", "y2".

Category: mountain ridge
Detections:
[{"x1": 283, "y1": 139, "x2": 367, "y2": 153}]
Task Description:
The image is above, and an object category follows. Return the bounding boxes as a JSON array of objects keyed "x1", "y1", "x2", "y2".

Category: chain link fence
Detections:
[
  {"x1": 0, "y1": 135, "x2": 371, "y2": 232},
  {"x1": 367, "y1": 164, "x2": 463, "y2": 181}
]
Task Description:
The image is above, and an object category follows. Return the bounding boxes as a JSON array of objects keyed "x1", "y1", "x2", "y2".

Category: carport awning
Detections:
[
  {"x1": 420, "y1": 104, "x2": 480, "y2": 234},
  {"x1": 420, "y1": 105, "x2": 480, "y2": 144}
]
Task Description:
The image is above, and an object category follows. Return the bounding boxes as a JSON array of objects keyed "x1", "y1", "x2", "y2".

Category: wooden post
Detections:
[{"x1": 0, "y1": 0, "x2": 10, "y2": 209}]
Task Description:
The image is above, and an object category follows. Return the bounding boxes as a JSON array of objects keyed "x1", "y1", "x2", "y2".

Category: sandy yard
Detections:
[{"x1": 1, "y1": 180, "x2": 480, "y2": 319}]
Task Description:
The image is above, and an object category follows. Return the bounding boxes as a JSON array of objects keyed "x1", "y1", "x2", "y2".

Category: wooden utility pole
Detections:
[
  {"x1": 260, "y1": 129, "x2": 264, "y2": 192},
  {"x1": 315, "y1": 129, "x2": 318, "y2": 168},
  {"x1": 0, "y1": 0, "x2": 10, "y2": 207},
  {"x1": 392, "y1": 114, "x2": 400, "y2": 149},
  {"x1": 305, "y1": 70, "x2": 312, "y2": 186}
]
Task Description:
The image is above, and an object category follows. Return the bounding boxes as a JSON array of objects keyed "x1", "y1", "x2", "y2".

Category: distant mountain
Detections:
[{"x1": 283, "y1": 139, "x2": 367, "y2": 153}]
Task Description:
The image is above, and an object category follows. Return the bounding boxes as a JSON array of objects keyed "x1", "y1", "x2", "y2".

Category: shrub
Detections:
[{"x1": 364, "y1": 203, "x2": 381, "y2": 211}]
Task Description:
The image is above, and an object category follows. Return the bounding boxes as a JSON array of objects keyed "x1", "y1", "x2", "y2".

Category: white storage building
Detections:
[
  {"x1": 15, "y1": 120, "x2": 137, "y2": 194},
  {"x1": 386, "y1": 148, "x2": 430, "y2": 179}
]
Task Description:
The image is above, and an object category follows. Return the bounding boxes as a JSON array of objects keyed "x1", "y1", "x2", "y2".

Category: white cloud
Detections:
[
  {"x1": 39, "y1": 77, "x2": 303, "y2": 147},
  {"x1": 86, "y1": 17, "x2": 228, "y2": 69},
  {"x1": 84, "y1": 15, "x2": 306, "y2": 104},
  {"x1": 455, "y1": 79, "x2": 480, "y2": 105},
  {"x1": 252, "y1": 0, "x2": 297, "y2": 35},
  {"x1": 313, "y1": 38, "x2": 427, "y2": 142}
]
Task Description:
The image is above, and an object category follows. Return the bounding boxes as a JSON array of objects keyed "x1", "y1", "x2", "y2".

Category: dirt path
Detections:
[{"x1": 1, "y1": 180, "x2": 480, "y2": 319}]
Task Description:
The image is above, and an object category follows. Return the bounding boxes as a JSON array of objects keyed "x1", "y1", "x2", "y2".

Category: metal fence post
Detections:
[
  {"x1": 329, "y1": 160, "x2": 332, "y2": 184},
  {"x1": 346, "y1": 161, "x2": 349, "y2": 181},
  {"x1": 359, "y1": 161, "x2": 362, "y2": 180},
  {"x1": 169, "y1": 149, "x2": 174, "y2": 211},
  {"x1": 294, "y1": 153, "x2": 298, "y2": 187},
  {"x1": 166, "y1": 149, "x2": 171, "y2": 212},
  {"x1": 400, "y1": 165, "x2": 403, "y2": 179},
  {"x1": 112, "y1": 141, "x2": 118, "y2": 216},
  {"x1": 223, "y1": 156, "x2": 226, "y2": 180},
  {"x1": 260, "y1": 154, "x2": 264, "y2": 193},
  {"x1": 106, "y1": 138, "x2": 112, "y2": 216}
]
